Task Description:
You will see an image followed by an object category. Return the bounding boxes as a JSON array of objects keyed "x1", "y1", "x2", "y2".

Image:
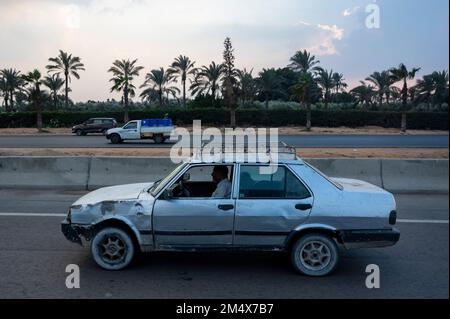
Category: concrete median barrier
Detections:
[
  {"x1": 381, "y1": 159, "x2": 449, "y2": 194},
  {"x1": 88, "y1": 157, "x2": 178, "y2": 189},
  {"x1": 0, "y1": 156, "x2": 90, "y2": 189},
  {"x1": 0, "y1": 156, "x2": 448, "y2": 193},
  {"x1": 305, "y1": 158, "x2": 383, "y2": 187}
]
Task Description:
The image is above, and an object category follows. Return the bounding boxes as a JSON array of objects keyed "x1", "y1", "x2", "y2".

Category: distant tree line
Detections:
[{"x1": 1, "y1": 38, "x2": 448, "y2": 132}]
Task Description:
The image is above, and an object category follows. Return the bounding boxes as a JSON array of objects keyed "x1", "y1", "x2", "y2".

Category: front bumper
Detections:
[
  {"x1": 61, "y1": 219, "x2": 93, "y2": 246},
  {"x1": 339, "y1": 228, "x2": 400, "y2": 249}
]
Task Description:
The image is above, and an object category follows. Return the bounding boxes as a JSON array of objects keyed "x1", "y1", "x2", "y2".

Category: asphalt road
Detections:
[
  {"x1": 0, "y1": 134, "x2": 448, "y2": 148},
  {"x1": 0, "y1": 190, "x2": 448, "y2": 299}
]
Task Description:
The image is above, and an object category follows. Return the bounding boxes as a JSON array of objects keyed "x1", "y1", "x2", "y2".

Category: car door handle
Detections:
[
  {"x1": 295, "y1": 203, "x2": 312, "y2": 211},
  {"x1": 218, "y1": 204, "x2": 234, "y2": 211}
]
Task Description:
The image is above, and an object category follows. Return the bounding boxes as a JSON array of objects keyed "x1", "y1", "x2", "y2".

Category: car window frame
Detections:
[
  {"x1": 236, "y1": 163, "x2": 313, "y2": 200},
  {"x1": 123, "y1": 121, "x2": 138, "y2": 130},
  {"x1": 156, "y1": 163, "x2": 237, "y2": 201}
]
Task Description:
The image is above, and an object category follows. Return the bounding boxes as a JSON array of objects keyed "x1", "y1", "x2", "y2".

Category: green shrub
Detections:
[{"x1": 0, "y1": 109, "x2": 448, "y2": 130}]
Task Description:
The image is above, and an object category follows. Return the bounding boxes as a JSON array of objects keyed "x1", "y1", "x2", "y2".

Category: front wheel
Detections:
[
  {"x1": 291, "y1": 233, "x2": 339, "y2": 276},
  {"x1": 90, "y1": 227, "x2": 135, "y2": 270},
  {"x1": 110, "y1": 134, "x2": 122, "y2": 144}
]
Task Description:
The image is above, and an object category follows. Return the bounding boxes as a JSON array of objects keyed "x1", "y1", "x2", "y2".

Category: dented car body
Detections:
[{"x1": 62, "y1": 157, "x2": 400, "y2": 276}]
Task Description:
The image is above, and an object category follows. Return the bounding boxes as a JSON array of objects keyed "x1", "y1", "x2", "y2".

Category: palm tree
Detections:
[
  {"x1": 289, "y1": 50, "x2": 321, "y2": 73},
  {"x1": 168, "y1": 55, "x2": 195, "y2": 108},
  {"x1": 332, "y1": 72, "x2": 347, "y2": 94},
  {"x1": 0, "y1": 75, "x2": 9, "y2": 111},
  {"x1": 190, "y1": 62, "x2": 224, "y2": 107},
  {"x1": 256, "y1": 68, "x2": 283, "y2": 109},
  {"x1": 22, "y1": 69, "x2": 43, "y2": 130},
  {"x1": 140, "y1": 68, "x2": 179, "y2": 107},
  {"x1": 350, "y1": 81, "x2": 375, "y2": 108},
  {"x1": 236, "y1": 68, "x2": 257, "y2": 107},
  {"x1": 316, "y1": 68, "x2": 334, "y2": 110},
  {"x1": 42, "y1": 74, "x2": 64, "y2": 110},
  {"x1": 416, "y1": 70, "x2": 449, "y2": 106},
  {"x1": 0, "y1": 68, "x2": 24, "y2": 111},
  {"x1": 365, "y1": 71, "x2": 392, "y2": 108},
  {"x1": 291, "y1": 71, "x2": 320, "y2": 131},
  {"x1": 108, "y1": 59, "x2": 144, "y2": 123},
  {"x1": 46, "y1": 50, "x2": 85, "y2": 108},
  {"x1": 389, "y1": 63, "x2": 421, "y2": 132}
]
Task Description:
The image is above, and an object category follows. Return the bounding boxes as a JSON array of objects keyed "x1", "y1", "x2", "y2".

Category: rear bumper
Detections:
[{"x1": 339, "y1": 228, "x2": 400, "y2": 249}]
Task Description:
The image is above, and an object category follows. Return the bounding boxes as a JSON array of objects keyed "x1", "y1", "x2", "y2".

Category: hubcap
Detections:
[
  {"x1": 299, "y1": 240, "x2": 331, "y2": 271},
  {"x1": 98, "y1": 235, "x2": 127, "y2": 264}
]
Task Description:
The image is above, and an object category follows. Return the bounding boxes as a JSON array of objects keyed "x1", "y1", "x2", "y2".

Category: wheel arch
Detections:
[
  {"x1": 285, "y1": 224, "x2": 340, "y2": 251},
  {"x1": 92, "y1": 217, "x2": 142, "y2": 252}
]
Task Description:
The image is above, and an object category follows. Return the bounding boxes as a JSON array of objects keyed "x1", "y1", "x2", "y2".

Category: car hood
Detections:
[
  {"x1": 107, "y1": 127, "x2": 122, "y2": 134},
  {"x1": 73, "y1": 182, "x2": 153, "y2": 206}
]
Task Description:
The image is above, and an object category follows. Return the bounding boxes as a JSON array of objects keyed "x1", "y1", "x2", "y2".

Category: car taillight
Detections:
[{"x1": 389, "y1": 210, "x2": 397, "y2": 225}]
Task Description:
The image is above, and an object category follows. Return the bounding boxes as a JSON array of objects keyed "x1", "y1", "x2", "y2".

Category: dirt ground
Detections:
[
  {"x1": 0, "y1": 126, "x2": 448, "y2": 136},
  {"x1": 0, "y1": 147, "x2": 448, "y2": 158}
]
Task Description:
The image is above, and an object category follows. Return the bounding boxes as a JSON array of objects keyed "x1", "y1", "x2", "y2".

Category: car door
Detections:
[
  {"x1": 83, "y1": 119, "x2": 95, "y2": 132},
  {"x1": 121, "y1": 121, "x2": 140, "y2": 139},
  {"x1": 234, "y1": 164, "x2": 313, "y2": 248},
  {"x1": 152, "y1": 164, "x2": 236, "y2": 248},
  {"x1": 92, "y1": 119, "x2": 104, "y2": 132}
]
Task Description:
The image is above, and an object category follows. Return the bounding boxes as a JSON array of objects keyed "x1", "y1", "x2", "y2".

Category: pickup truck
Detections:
[{"x1": 106, "y1": 119, "x2": 174, "y2": 144}]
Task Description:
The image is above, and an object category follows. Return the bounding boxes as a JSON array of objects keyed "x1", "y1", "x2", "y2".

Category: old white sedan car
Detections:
[{"x1": 62, "y1": 153, "x2": 399, "y2": 276}]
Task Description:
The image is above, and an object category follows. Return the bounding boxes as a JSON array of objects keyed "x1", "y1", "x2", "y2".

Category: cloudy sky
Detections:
[{"x1": 0, "y1": 0, "x2": 448, "y2": 102}]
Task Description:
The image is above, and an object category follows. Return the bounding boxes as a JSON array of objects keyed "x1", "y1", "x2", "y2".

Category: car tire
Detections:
[
  {"x1": 110, "y1": 134, "x2": 122, "y2": 144},
  {"x1": 90, "y1": 227, "x2": 135, "y2": 271},
  {"x1": 75, "y1": 129, "x2": 83, "y2": 136},
  {"x1": 153, "y1": 134, "x2": 164, "y2": 144},
  {"x1": 291, "y1": 233, "x2": 339, "y2": 276}
]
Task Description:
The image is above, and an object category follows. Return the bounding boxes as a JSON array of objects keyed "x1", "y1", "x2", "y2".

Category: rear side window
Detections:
[
  {"x1": 102, "y1": 119, "x2": 113, "y2": 124},
  {"x1": 239, "y1": 165, "x2": 311, "y2": 199}
]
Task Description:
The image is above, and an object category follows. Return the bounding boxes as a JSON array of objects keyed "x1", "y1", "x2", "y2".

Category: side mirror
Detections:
[
  {"x1": 182, "y1": 173, "x2": 190, "y2": 182},
  {"x1": 161, "y1": 189, "x2": 173, "y2": 200}
]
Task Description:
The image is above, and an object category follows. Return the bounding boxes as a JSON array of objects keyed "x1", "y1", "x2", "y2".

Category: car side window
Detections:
[
  {"x1": 239, "y1": 165, "x2": 311, "y2": 199},
  {"x1": 169, "y1": 165, "x2": 233, "y2": 199},
  {"x1": 93, "y1": 119, "x2": 103, "y2": 124},
  {"x1": 123, "y1": 122, "x2": 137, "y2": 129}
]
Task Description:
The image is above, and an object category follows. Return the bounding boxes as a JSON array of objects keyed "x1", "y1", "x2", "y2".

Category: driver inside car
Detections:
[{"x1": 211, "y1": 165, "x2": 232, "y2": 198}]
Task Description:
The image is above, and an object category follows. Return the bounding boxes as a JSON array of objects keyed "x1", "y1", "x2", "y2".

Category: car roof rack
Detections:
[{"x1": 190, "y1": 141, "x2": 298, "y2": 163}]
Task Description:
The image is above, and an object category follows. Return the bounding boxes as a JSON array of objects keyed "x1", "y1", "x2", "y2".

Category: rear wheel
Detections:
[
  {"x1": 291, "y1": 233, "x2": 339, "y2": 276},
  {"x1": 153, "y1": 134, "x2": 164, "y2": 144},
  {"x1": 110, "y1": 134, "x2": 122, "y2": 144},
  {"x1": 90, "y1": 227, "x2": 135, "y2": 270}
]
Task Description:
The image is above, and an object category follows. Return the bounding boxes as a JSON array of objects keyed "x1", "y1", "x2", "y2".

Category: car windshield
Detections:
[{"x1": 149, "y1": 163, "x2": 187, "y2": 196}]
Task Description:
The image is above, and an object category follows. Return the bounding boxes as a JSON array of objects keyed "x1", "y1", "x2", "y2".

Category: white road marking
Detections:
[
  {"x1": 0, "y1": 212, "x2": 66, "y2": 217},
  {"x1": 397, "y1": 219, "x2": 449, "y2": 224}
]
